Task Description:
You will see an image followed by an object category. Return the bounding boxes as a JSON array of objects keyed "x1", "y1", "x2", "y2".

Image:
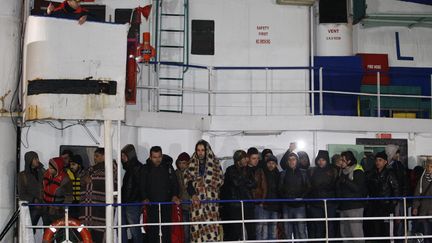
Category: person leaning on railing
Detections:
[{"x1": 412, "y1": 158, "x2": 432, "y2": 242}]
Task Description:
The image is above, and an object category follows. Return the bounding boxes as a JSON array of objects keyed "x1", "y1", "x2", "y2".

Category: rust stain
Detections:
[{"x1": 27, "y1": 105, "x2": 39, "y2": 120}]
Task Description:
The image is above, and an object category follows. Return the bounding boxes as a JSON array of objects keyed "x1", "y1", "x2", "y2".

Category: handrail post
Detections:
[
  {"x1": 241, "y1": 201, "x2": 246, "y2": 242},
  {"x1": 158, "y1": 203, "x2": 163, "y2": 243},
  {"x1": 65, "y1": 206, "x2": 70, "y2": 242},
  {"x1": 156, "y1": 62, "x2": 160, "y2": 112},
  {"x1": 207, "y1": 67, "x2": 212, "y2": 116},
  {"x1": 430, "y1": 74, "x2": 432, "y2": 118},
  {"x1": 265, "y1": 68, "x2": 269, "y2": 116},
  {"x1": 311, "y1": 67, "x2": 315, "y2": 116},
  {"x1": 403, "y1": 198, "x2": 408, "y2": 243},
  {"x1": 117, "y1": 120, "x2": 122, "y2": 243},
  {"x1": 324, "y1": 199, "x2": 329, "y2": 243},
  {"x1": 377, "y1": 72, "x2": 381, "y2": 117},
  {"x1": 319, "y1": 67, "x2": 324, "y2": 115}
]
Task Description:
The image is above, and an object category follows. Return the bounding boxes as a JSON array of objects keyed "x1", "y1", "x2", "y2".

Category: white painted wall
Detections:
[
  {"x1": 0, "y1": 0, "x2": 21, "y2": 241},
  {"x1": 145, "y1": 0, "x2": 312, "y2": 115},
  {"x1": 21, "y1": 122, "x2": 432, "y2": 172},
  {"x1": 354, "y1": 25, "x2": 432, "y2": 67}
]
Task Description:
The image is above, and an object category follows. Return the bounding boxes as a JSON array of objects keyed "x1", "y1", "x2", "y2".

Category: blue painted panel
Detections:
[
  {"x1": 314, "y1": 56, "x2": 363, "y2": 116},
  {"x1": 400, "y1": 0, "x2": 432, "y2": 5},
  {"x1": 389, "y1": 67, "x2": 432, "y2": 96}
]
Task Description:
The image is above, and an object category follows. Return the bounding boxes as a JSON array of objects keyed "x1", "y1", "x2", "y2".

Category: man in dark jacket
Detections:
[
  {"x1": 144, "y1": 146, "x2": 179, "y2": 243},
  {"x1": 247, "y1": 147, "x2": 267, "y2": 240},
  {"x1": 307, "y1": 150, "x2": 338, "y2": 242},
  {"x1": 336, "y1": 151, "x2": 367, "y2": 243},
  {"x1": 223, "y1": 150, "x2": 256, "y2": 241},
  {"x1": 18, "y1": 151, "x2": 45, "y2": 227},
  {"x1": 279, "y1": 152, "x2": 310, "y2": 240},
  {"x1": 263, "y1": 155, "x2": 280, "y2": 240},
  {"x1": 121, "y1": 144, "x2": 146, "y2": 243},
  {"x1": 365, "y1": 151, "x2": 399, "y2": 242}
]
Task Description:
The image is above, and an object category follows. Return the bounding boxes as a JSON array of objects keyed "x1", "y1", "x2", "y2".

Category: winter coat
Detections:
[
  {"x1": 388, "y1": 160, "x2": 409, "y2": 196},
  {"x1": 366, "y1": 167, "x2": 400, "y2": 212},
  {"x1": 336, "y1": 164, "x2": 367, "y2": 210},
  {"x1": 144, "y1": 155, "x2": 179, "y2": 202},
  {"x1": 250, "y1": 166, "x2": 267, "y2": 202},
  {"x1": 18, "y1": 152, "x2": 45, "y2": 203},
  {"x1": 413, "y1": 171, "x2": 432, "y2": 216},
  {"x1": 121, "y1": 146, "x2": 146, "y2": 203},
  {"x1": 279, "y1": 166, "x2": 310, "y2": 208},
  {"x1": 263, "y1": 167, "x2": 280, "y2": 212},
  {"x1": 308, "y1": 166, "x2": 338, "y2": 200},
  {"x1": 223, "y1": 164, "x2": 256, "y2": 204}
]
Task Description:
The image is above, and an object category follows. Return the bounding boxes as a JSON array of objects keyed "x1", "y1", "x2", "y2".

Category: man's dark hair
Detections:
[
  {"x1": 95, "y1": 148, "x2": 105, "y2": 155},
  {"x1": 61, "y1": 149, "x2": 73, "y2": 157},
  {"x1": 150, "y1": 146, "x2": 162, "y2": 155},
  {"x1": 247, "y1": 147, "x2": 259, "y2": 157},
  {"x1": 341, "y1": 151, "x2": 357, "y2": 165}
]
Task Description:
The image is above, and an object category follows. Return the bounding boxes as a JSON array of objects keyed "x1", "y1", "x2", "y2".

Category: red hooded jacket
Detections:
[{"x1": 43, "y1": 157, "x2": 69, "y2": 203}]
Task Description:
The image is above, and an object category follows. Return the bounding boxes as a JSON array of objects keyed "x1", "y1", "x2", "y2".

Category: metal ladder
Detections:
[{"x1": 155, "y1": 0, "x2": 189, "y2": 113}]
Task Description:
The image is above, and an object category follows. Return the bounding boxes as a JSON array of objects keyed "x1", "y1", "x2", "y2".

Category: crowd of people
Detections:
[{"x1": 17, "y1": 140, "x2": 432, "y2": 243}]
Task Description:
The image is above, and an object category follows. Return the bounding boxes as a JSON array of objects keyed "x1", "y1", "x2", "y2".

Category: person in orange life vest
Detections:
[
  {"x1": 66, "y1": 154, "x2": 85, "y2": 218},
  {"x1": 42, "y1": 157, "x2": 73, "y2": 225},
  {"x1": 46, "y1": 0, "x2": 89, "y2": 25}
]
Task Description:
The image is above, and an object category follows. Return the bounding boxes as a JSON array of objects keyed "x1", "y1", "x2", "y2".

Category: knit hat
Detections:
[
  {"x1": 266, "y1": 154, "x2": 278, "y2": 164},
  {"x1": 176, "y1": 152, "x2": 191, "y2": 163},
  {"x1": 70, "y1": 154, "x2": 83, "y2": 167},
  {"x1": 375, "y1": 151, "x2": 388, "y2": 161}
]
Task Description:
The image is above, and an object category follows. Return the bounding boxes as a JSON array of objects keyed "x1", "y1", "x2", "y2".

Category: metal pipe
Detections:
[
  {"x1": 207, "y1": 67, "x2": 212, "y2": 116},
  {"x1": 104, "y1": 120, "x2": 114, "y2": 243},
  {"x1": 265, "y1": 68, "x2": 268, "y2": 116},
  {"x1": 324, "y1": 200, "x2": 328, "y2": 243},
  {"x1": 404, "y1": 198, "x2": 408, "y2": 243},
  {"x1": 377, "y1": 72, "x2": 381, "y2": 117},
  {"x1": 241, "y1": 201, "x2": 246, "y2": 241},
  {"x1": 159, "y1": 203, "x2": 163, "y2": 243},
  {"x1": 117, "y1": 120, "x2": 122, "y2": 243},
  {"x1": 65, "y1": 206, "x2": 70, "y2": 242},
  {"x1": 310, "y1": 5, "x2": 315, "y2": 116},
  {"x1": 319, "y1": 67, "x2": 323, "y2": 115},
  {"x1": 137, "y1": 84, "x2": 432, "y2": 99}
]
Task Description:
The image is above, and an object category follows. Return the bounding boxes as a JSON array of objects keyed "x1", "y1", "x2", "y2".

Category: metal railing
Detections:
[
  {"x1": 137, "y1": 62, "x2": 432, "y2": 117},
  {"x1": 20, "y1": 196, "x2": 432, "y2": 243}
]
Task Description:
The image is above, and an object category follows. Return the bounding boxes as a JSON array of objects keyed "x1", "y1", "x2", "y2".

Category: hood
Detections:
[
  {"x1": 49, "y1": 157, "x2": 65, "y2": 177},
  {"x1": 280, "y1": 151, "x2": 299, "y2": 170},
  {"x1": 385, "y1": 144, "x2": 399, "y2": 161},
  {"x1": 298, "y1": 151, "x2": 310, "y2": 170},
  {"x1": 121, "y1": 144, "x2": 137, "y2": 162},
  {"x1": 314, "y1": 150, "x2": 330, "y2": 167},
  {"x1": 24, "y1": 151, "x2": 39, "y2": 171}
]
